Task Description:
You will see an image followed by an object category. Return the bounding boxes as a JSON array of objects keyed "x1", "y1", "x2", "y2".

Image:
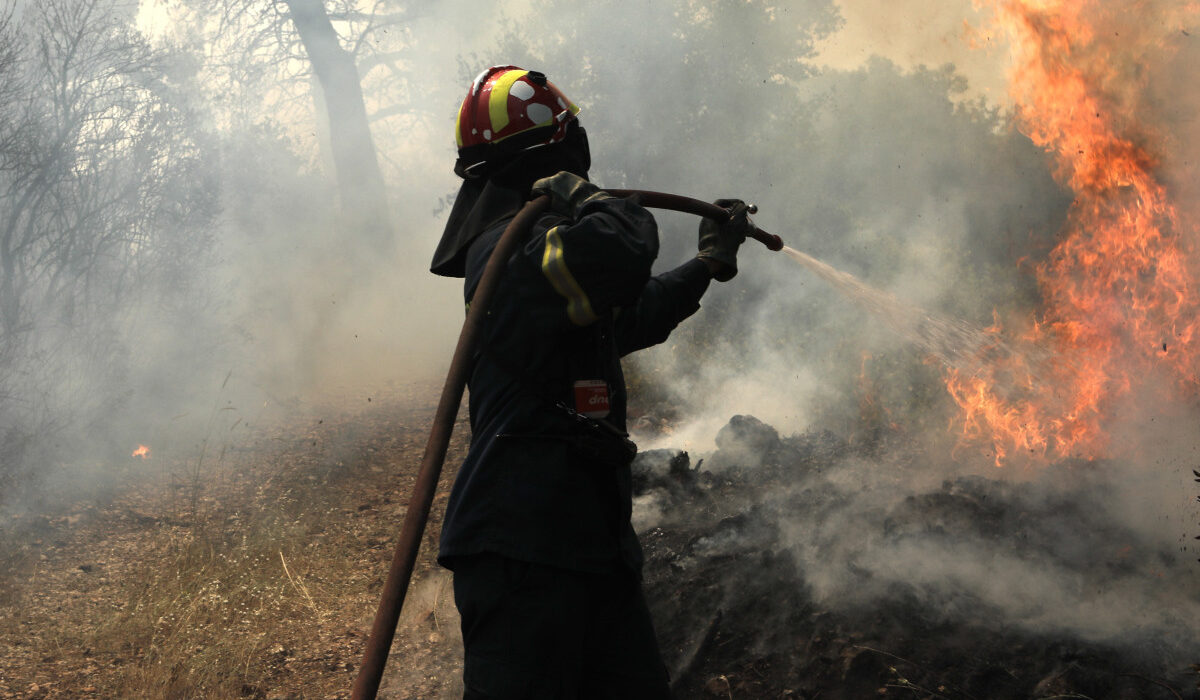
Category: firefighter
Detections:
[{"x1": 430, "y1": 65, "x2": 751, "y2": 700}]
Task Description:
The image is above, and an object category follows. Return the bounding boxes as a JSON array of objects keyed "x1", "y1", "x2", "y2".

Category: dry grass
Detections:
[
  {"x1": 90, "y1": 495, "x2": 333, "y2": 697},
  {"x1": 0, "y1": 539, "x2": 33, "y2": 610},
  {"x1": 0, "y1": 385, "x2": 464, "y2": 699}
]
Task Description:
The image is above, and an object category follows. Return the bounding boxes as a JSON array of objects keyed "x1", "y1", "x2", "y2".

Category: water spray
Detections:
[
  {"x1": 780, "y1": 246, "x2": 1054, "y2": 379},
  {"x1": 611, "y1": 191, "x2": 1032, "y2": 379}
]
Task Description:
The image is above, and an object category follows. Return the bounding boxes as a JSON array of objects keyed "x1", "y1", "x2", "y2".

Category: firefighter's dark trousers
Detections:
[{"x1": 452, "y1": 553, "x2": 672, "y2": 700}]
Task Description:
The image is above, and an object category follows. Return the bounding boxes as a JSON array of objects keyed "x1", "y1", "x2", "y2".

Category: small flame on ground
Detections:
[{"x1": 132, "y1": 445, "x2": 151, "y2": 459}]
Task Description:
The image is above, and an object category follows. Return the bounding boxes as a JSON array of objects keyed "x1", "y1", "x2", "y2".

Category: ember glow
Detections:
[
  {"x1": 947, "y1": 0, "x2": 1200, "y2": 465},
  {"x1": 132, "y1": 445, "x2": 151, "y2": 459}
]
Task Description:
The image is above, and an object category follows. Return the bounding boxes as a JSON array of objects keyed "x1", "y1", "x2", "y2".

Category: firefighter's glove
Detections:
[
  {"x1": 698, "y1": 199, "x2": 752, "y2": 282},
  {"x1": 531, "y1": 171, "x2": 612, "y2": 220}
]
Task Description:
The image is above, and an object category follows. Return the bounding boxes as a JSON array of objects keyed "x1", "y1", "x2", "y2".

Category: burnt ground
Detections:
[
  {"x1": 637, "y1": 416, "x2": 1200, "y2": 699},
  {"x1": 0, "y1": 387, "x2": 1197, "y2": 699}
]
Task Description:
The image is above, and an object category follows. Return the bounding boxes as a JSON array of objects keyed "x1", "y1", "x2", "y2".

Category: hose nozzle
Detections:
[
  {"x1": 752, "y1": 226, "x2": 783, "y2": 251},
  {"x1": 607, "y1": 190, "x2": 784, "y2": 251},
  {"x1": 729, "y1": 202, "x2": 781, "y2": 251}
]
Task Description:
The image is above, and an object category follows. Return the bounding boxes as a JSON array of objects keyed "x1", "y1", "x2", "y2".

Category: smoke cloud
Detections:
[{"x1": 2, "y1": 0, "x2": 1197, "y2": 669}]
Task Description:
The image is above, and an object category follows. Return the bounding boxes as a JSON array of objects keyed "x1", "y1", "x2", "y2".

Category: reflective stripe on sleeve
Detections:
[{"x1": 541, "y1": 226, "x2": 598, "y2": 326}]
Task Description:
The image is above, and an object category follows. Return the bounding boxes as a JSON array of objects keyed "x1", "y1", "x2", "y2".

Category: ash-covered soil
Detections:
[
  {"x1": 1, "y1": 388, "x2": 1197, "y2": 699},
  {"x1": 636, "y1": 415, "x2": 1200, "y2": 699}
]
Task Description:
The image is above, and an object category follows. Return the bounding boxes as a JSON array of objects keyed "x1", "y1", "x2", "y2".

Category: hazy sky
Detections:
[
  {"x1": 814, "y1": 0, "x2": 1009, "y2": 104},
  {"x1": 138, "y1": 0, "x2": 1009, "y2": 103}
]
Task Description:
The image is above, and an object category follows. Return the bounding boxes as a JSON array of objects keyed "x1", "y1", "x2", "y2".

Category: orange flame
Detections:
[
  {"x1": 950, "y1": 1, "x2": 1200, "y2": 465},
  {"x1": 132, "y1": 444, "x2": 151, "y2": 459}
]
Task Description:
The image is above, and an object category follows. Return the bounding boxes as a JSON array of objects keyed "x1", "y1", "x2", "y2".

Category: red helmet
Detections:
[{"x1": 454, "y1": 66, "x2": 580, "y2": 178}]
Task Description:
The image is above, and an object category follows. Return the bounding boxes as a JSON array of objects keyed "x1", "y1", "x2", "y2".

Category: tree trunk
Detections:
[{"x1": 283, "y1": 0, "x2": 392, "y2": 253}]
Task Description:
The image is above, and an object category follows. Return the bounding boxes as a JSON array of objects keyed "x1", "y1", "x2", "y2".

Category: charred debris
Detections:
[{"x1": 633, "y1": 416, "x2": 1200, "y2": 699}]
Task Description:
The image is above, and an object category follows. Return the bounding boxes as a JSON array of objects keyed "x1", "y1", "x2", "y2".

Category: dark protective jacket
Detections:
[{"x1": 437, "y1": 194, "x2": 712, "y2": 574}]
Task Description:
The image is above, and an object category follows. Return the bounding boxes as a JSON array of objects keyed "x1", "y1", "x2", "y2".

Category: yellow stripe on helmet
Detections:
[
  {"x1": 455, "y1": 104, "x2": 465, "y2": 148},
  {"x1": 487, "y1": 69, "x2": 529, "y2": 138},
  {"x1": 541, "y1": 226, "x2": 597, "y2": 326}
]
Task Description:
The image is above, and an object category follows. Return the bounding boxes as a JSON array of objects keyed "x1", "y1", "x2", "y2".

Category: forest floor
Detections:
[
  {"x1": 1, "y1": 381, "x2": 1198, "y2": 700},
  {"x1": 0, "y1": 381, "x2": 468, "y2": 700}
]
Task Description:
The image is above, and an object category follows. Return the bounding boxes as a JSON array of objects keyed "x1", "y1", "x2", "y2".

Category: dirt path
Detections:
[{"x1": 0, "y1": 382, "x2": 467, "y2": 700}]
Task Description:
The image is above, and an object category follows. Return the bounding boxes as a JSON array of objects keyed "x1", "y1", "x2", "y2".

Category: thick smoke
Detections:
[
  {"x1": 465, "y1": 0, "x2": 1198, "y2": 662},
  {"x1": 3, "y1": 0, "x2": 1197, "y2": 668}
]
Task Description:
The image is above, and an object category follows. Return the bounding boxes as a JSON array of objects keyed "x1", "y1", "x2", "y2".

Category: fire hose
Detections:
[{"x1": 349, "y1": 190, "x2": 783, "y2": 700}]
